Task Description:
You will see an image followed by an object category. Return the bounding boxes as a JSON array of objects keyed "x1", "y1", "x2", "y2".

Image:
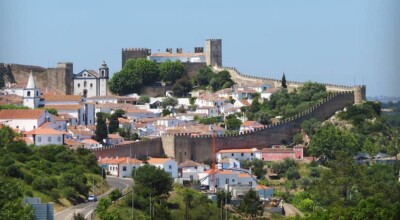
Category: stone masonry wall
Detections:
[
  {"x1": 163, "y1": 91, "x2": 354, "y2": 163},
  {"x1": 92, "y1": 138, "x2": 164, "y2": 160}
]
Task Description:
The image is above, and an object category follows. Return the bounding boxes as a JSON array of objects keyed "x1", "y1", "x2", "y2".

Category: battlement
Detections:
[
  {"x1": 206, "y1": 39, "x2": 222, "y2": 42},
  {"x1": 122, "y1": 48, "x2": 151, "y2": 52}
]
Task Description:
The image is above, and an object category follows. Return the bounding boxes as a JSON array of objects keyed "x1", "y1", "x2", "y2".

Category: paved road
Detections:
[{"x1": 54, "y1": 176, "x2": 133, "y2": 220}]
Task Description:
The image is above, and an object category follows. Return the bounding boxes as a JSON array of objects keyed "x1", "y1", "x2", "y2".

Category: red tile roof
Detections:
[
  {"x1": 0, "y1": 109, "x2": 45, "y2": 119},
  {"x1": 24, "y1": 128, "x2": 67, "y2": 135},
  {"x1": 218, "y1": 148, "x2": 259, "y2": 153},
  {"x1": 261, "y1": 148, "x2": 294, "y2": 153},
  {"x1": 42, "y1": 95, "x2": 82, "y2": 102},
  {"x1": 147, "y1": 158, "x2": 173, "y2": 164},
  {"x1": 45, "y1": 105, "x2": 81, "y2": 110},
  {"x1": 98, "y1": 157, "x2": 143, "y2": 165}
]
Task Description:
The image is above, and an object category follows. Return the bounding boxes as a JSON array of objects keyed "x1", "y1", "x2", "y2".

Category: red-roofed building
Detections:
[
  {"x1": 98, "y1": 157, "x2": 143, "y2": 178},
  {"x1": 0, "y1": 109, "x2": 50, "y2": 131},
  {"x1": 106, "y1": 133, "x2": 124, "y2": 145},
  {"x1": 240, "y1": 121, "x2": 264, "y2": 133},
  {"x1": 24, "y1": 128, "x2": 67, "y2": 146},
  {"x1": 147, "y1": 157, "x2": 178, "y2": 178},
  {"x1": 82, "y1": 139, "x2": 102, "y2": 149},
  {"x1": 261, "y1": 145, "x2": 305, "y2": 161},
  {"x1": 217, "y1": 148, "x2": 262, "y2": 162}
]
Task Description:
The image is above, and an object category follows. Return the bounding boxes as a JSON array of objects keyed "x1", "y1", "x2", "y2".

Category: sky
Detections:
[{"x1": 0, "y1": 0, "x2": 399, "y2": 97}]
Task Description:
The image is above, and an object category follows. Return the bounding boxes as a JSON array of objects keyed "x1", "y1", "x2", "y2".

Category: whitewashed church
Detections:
[{"x1": 73, "y1": 61, "x2": 109, "y2": 98}]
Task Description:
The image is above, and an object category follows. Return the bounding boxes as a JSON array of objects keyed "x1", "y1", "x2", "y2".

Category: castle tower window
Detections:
[
  {"x1": 84, "y1": 81, "x2": 87, "y2": 87},
  {"x1": 27, "y1": 91, "x2": 31, "y2": 97},
  {"x1": 36, "y1": 91, "x2": 39, "y2": 96}
]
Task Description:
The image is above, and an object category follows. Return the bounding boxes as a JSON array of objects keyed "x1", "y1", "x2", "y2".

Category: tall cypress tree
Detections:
[
  {"x1": 281, "y1": 72, "x2": 287, "y2": 88},
  {"x1": 95, "y1": 113, "x2": 108, "y2": 143}
]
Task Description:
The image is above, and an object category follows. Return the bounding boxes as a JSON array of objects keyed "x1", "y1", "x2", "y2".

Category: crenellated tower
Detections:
[
  {"x1": 353, "y1": 85, "x2": 366, "y2": 104},
  {"x1": 121, "y1": 48, "x2": 151, "y2": 68},
  {"x1": 205, "y1": 39, "x2": 222, "y2": 67}
]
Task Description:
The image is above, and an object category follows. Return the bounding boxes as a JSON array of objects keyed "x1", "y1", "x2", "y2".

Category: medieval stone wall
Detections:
[
  {"x1": 2, "y1": 63, "x2": 73, "y2": 95},
  {"x1": 92, "y1": 138, "x2": 164, "y2": 160},
  {"x1": 93, "y1": 91, "x2": 354, "y2": 162}
]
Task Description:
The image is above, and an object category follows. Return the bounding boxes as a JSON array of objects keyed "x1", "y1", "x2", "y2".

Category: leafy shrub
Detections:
[
  {"x1": 286, "y1": 166, "x2": 300, "y2": 180},
  {"x1": 32, "y1": 177, "x2": 57, "y2": 191}
]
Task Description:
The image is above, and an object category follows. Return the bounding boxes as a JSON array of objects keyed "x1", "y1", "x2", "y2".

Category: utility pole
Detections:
[{"x1": 149, "y1": 193, "x2": 152, "y2": 220}]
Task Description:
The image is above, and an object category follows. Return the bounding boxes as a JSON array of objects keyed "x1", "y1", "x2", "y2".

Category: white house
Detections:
[
  {"x1": 260, "y1": 88, "x2": 279, "y2": 100},
  {"x1": 199, "y1": 169, "x2": 257, "y2": 191},
  {"x1": 24, "y1": 128, "x2": 67, "y2": 146},
  {"x1": 195, "y1": 94, "x2": 225, "y2": 110},
  {"x1": 233, "y1": 88, "x2": 257, "y2": 101},
  {"x1": 240, "y1": 121, "x2": 264, "y2": 133},
  {"x1": 147, "y1": 158, "x2": 178, "y2": 179},
  {"x1": 125, "y1": 109, "x2": 159, "y2": 121},
  {"x1": 86, "y1": 95, "x2": 118, "y2": 104},
  {"x1": 45, "y1": 102, "x2": 95, "y2": 126},
  {"x1": 73, "y1": 61, "x2": 109, "y2": 98},
  {"x1": 106, "y1": 134, "x2": 124, "y2": 145},
  {"x1": 82, "y1": 139, "x2": 102, "y2": 149},
  {"x1": 178, "y1": 160, "x2": 208, "y2": 181},
  {"x1": 0, "y1": 109, "x2": 50, "y2": 131},
  {"x1": 195, "y1": 106, "x2": 219, "y2": 118},
  {"x1": 233, "y1": 99, "x2": 251, "y2": 109},
  {"x1": 98, "y1": 157, "x2": 143, "y2": 178},
  {"x1": 217, "y1": 148, "x2": 262, "y2": 162},
  {"x1": 156, "y1": 115, "x2": 184, "y2": 128}
]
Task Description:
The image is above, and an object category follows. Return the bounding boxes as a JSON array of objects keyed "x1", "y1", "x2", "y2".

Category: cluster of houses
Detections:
[{"x1": 0, "y1": 63, "x2": 310, "y2": 202}]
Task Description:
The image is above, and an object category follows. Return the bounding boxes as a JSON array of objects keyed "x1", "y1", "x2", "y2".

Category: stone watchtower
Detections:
[
  {"x1": 353, "y1": 85, "x2": 366, "y2": 104},
  {"x1": 121, "y1": 48, "x2": 151, "y2": 68},
  {"x1": 205, "y1": 39, "x2": 222, "y2": 67}
]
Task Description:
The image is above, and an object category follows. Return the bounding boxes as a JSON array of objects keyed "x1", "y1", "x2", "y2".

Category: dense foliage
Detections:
[
  {"x1": 159, "y1": 60, "x2": 186, "y2": 84},
  {"x1": 245, "y1": 82, "x2": 329, "y2": 124},
  {"x1": 109, "y1": 59, "x2": 159, "y2": 95},
  {"x1": 0, "y1": 126, "x2": 103, "y2": 207},
  {"x1": 192, "y1": 67, "x2": 234, "y2": 91}
]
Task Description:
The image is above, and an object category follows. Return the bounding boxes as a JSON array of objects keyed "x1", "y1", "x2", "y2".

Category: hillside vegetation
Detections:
[{"x1": 0, "y1": 126, "x2": 106, "y2": 218}]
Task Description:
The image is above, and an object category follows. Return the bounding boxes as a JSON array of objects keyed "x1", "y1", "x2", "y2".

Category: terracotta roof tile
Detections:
[
  {"x1": 261, "y1": 148, "x2": 294, "y2": 153},
  {"x1": 42, "y1": 95, "x2": 82, "y2": 102},
  {"x1": 0, "y1": 109, "x2": 45, "y2": 119},
  {"x1": 45, "y1": 105, "x2": 81, "y2": 110},
  {"x1": 98, "y1": 157, "x2": 143, "y2": 164},
  {"x1": 24, "y1": 128, "x2": 67, "y2": 135},
  {"x1": 108, "y1": 134, "x2": 123, "y2": 139},
  {"x1": 147, "y1": 157, "x2": 173, "y2": 164},
  {"x1": 218, "y1": 148, "x2": 259, "y2": 153}
]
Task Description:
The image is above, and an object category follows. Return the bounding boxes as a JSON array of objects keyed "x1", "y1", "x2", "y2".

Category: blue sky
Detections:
[{"x1": 1, "y1": 0, "x2": 399, "y2": 97}]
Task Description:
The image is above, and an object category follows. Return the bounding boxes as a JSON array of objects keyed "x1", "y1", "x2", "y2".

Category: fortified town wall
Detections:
[{"x1": 93, "y1": 90, "x2": 357, "y2": 163}]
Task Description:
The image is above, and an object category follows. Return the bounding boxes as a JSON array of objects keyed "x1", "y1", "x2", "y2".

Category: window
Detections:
[
  {"x1": 249, "y1": 181, "x2": 252, "y2": 186},
  {"x1": 122, "y1": 166, "x2": 127, "y2": 171},
  {"x1": 241, "y1": 153, "x2": 244, "y2": 156},
  {"x1": 251, "y1": 153, "x2": 254, "y2": 156},
  {"x1": 36, "y1": 91, "x2": 39, "y2": 96},
  {"x1": 168, "y1": 165, "x2": 172, "y2": 169},
  {"x1": 48, "y1": 137, "x2": 51, "y2": 142},
  {"x1": 38, "y1": 137, "x2": 41, "y2": 142},
  {"x1": 27, "y1": 91, "x2": 31, "y2": 97},
  {"x1": 216, "y1": 178, "x2": 220, "y2": 186},
  {"x1": 231, "y1": 153, "x2": 234, "y2": 156},
  {"x1": 57, "y1": 136, "x2": 61, "y2": 142},
  {"x1": 225, "y1": 178, "x2": 229, "y2": 184},
  {"x1": 90, "y1": 83, "x2": 93, "y2": 88},
  {"x1": 78, "y1": 83, "x2": 80, "y2": 88},
  {"x1": 232, "y1": 179, "x2": 235, "y2": 183},
  {"x1": 84, "y1": 81, "x2": 87, "y2": 87}
]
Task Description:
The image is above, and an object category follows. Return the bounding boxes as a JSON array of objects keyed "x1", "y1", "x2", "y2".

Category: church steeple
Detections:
[{"x1": 26, "y1": 71, "x2": 36, "y2": 89}]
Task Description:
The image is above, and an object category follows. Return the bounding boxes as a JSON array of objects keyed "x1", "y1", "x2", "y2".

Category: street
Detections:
[{"x1": 54, "y1": 176, "x2": 133, "y2": 220}]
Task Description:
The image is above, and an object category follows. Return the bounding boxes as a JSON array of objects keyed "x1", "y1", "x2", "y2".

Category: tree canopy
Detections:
[
  {"x1": 109, "y1": 58, "x2": 159, "y2": 95},
  {"x1": 159, "y1": 60, "x2": 186, "y2": 84}
]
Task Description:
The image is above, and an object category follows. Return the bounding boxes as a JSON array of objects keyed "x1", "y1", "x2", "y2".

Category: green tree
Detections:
[
  {"x1": 209, "y1": 70, "x2": 233, "y2": 91},
  {"x1": 172, "y1": 77, "x2": 192, "y2": 97},
  {"x1": 308, "y1": 123, "x2": 358, "y2": 160},
  {"x1": 0, "y1": 178, "x2": 34, "y2": 220},
  {"x1": 109, "y1": 59, "x2": 159, "y2": 95},
  {"x1": 108, "y1": 114, "x2": 119, "y2": 134},
  {"x1": 44, "y1": 108, "x2": 58, "y2": 116},
  {"x1": 138, "y1": 95, "x2": 150, "y2": 104},
  {"x1": 216, "y1": 190, "x2": 232, "y2": 208},
  {"x1": 238, "y1": 189, "x2": 263, "y2": 218},
  {"x1": 162, "y1": 97, "x2": 178, "y2": 109},
  {"x1": 133, "y1": 164, "x2": 173, "y2": 199},
  {"x1": 193, "y1": 66, "x2": 215, "y2": 88},
  {"x1": 95, "y1": 112, "x2": 108, "y2": 143},
  {"x1": 97, "y1": 197, "x2": 112, "y2": 219},
  {"x1": 281, "y1": 73, "x2": 287, "y2": 88},
  {"x1": 109, "y1": 189, "x2": 122, "y2": 203},
  {"x1": 161, "y1": 108, "x2": 171, "y2": 116},
  {"x1": 225, "y1": 115, "x2": 242, "y2": 130},
  {"x1": 159, "y1": 60, "x2": 186, "y2": 83},
  {"x1": 0, "y1": 125, "x2": 18, "y2": 147},
  {"x1": 72, "y1": 212, "x2": 85, "y2": 220}
]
